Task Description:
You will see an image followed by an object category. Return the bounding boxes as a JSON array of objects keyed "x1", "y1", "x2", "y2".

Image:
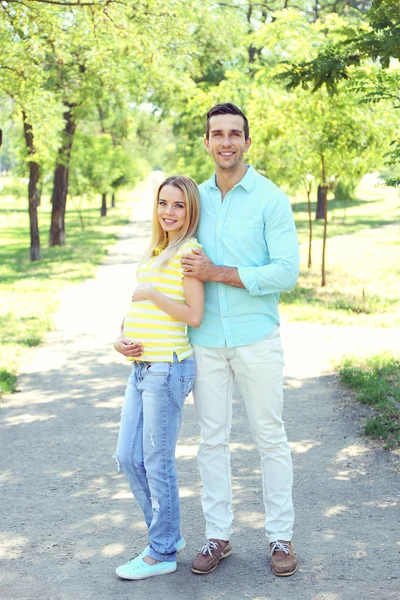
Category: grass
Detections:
[
  {"x1": 0, "y1": 183, "x2": 143, "y2": 397},
  {"x1": 337, "y1": 353, "x2": 400, "y2": 449},
  {"x1": 0, "y1": 367, "x2": 17, "y2": 395},
  {"x1": 281, "y1": 174, "x2": 400, "y2": 326}
]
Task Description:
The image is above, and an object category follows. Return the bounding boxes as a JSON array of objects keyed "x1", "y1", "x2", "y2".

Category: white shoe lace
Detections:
[
  {"x1": 270, "y1": 541, "x2": 290, "y2": 555},
  {"x1": 201, "y1": 540, "x2": 219, "y2": 556}
]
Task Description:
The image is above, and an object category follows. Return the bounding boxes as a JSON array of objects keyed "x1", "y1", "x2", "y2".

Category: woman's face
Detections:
[{"x1": 157, "y1": 185, "x2": 187, "y2": 240}]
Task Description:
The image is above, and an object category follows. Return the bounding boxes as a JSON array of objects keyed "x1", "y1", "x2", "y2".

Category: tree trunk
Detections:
[
  {"x1": 36, "y1": 180, "x2": 42, "y2": 207},
  {"x1": 315, "y1": 185, "x2": 328, "y2": 219},
  {"x1": 319, "y1": 153, "x2": 328, "y2": 286},
  {"x1": 321, "y1": 191, "x2": 328, "y2": 287},
  {"x1": 22, "y1": 113, "x2": 40, "y2": 261},
  {"x1": 111, "y1": 192, "x2": 115, "y2": 208},
  {"x1": 101, "y1": 193, "x2": 107, "y2": 217},
  {"x1": 49, "y1": 105, "x2": 77, "y2": 246},
  {"x1": 28, "y1": 161, "x2": 41, "y2": 261},
  {"x1": 306, "y1": 183, "x2": 313, "y2": 268}
]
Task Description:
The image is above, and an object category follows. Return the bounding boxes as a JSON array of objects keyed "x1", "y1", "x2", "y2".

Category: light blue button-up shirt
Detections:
[{"x1": 188, "y1": 165, "x2": 299, "y2": 348}]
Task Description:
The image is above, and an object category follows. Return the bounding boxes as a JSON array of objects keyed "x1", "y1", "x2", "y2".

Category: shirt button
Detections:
[{"x1": 220, "y1": 291, "x2": 224, "y2": 295}]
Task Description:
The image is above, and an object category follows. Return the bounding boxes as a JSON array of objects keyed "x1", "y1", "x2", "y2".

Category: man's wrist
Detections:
[
  {"x1": 212, "y1": 265, "x2": 245, "y2": 288},
  {"x1": 209, "y1": 264, "x2": 223, "y2": 282}
]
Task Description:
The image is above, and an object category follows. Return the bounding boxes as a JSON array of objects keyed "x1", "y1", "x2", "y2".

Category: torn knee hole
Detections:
[{"x1": 151, "y1": 497, "x2": 160, "y2": 512}]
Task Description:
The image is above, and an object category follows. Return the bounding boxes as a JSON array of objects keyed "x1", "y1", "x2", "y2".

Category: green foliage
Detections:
[
  {"x1": 0, "y1": 178, "x2": 26, "y2": 199},
  {"x1": 2, "y1": 0, "x2": 393, "y2": 192},
  {"x1": 69, "y1": 131, "x2": 148, "y2": 199},
  {"x1": 272, "y1": 1, "x2": 400, "y2": 187},
  {"x1": 0, "y1": 368, "x2": 17, "y2": 396},
  {"x1": 248, "y1": 13, "x2": 398, "y2": 194},
  {"x1": 0, "y1": 0, "x2": 225, "y2": 239},
  {"x1": 279, "y1": 45, "x2": 361, "y2": 95},
  {"x1": 337, "y1": 352, "x2": 400, "y2": 448},
  {"x1": 165, "y1": 8, "x2": 399, "y2": 191},
  {"x1": 277, "y1": 0, "x2": 400, "y2": 91}
]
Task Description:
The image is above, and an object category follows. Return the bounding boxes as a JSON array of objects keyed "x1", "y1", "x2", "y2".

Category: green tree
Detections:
[
  {"x1": 277, "y1": 0, "x2": 400, "y2": 183},
  {"x1": 0, "y1": 1, "x2": 65, "y2": 258},
  {"x1": 1, "y1": 0, "x2": 223, "y2": 250}
]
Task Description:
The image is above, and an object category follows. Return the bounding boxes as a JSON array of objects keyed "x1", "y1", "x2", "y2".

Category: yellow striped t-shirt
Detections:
[{"x1": 124, "y1": 237, "x2": 202, "y2": 362}]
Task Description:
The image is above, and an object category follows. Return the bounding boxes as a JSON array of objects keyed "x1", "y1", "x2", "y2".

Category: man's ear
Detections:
[
  {"x1": 244, "y1": 137, "x2": 252, "y2": 153},
  {"x1": 203, "y1": 137, "x2": 210, "y2": 153}
]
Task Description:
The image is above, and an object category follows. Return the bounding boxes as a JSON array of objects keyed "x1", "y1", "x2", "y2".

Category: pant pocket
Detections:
[
  {"x1": 181, "y1": 377, "x2": 194, "y2": 398},
  {"x1": 177, "y1": 356, "x2": 195, "y2": 405},
  {"x1": 145, "y1": 362, "x2": 170, "y2": 377},
  {"x1": 265, "y1": 325, "x2": 280, "y2": 340},
  {"x1": 180, "y1": 376, "x2": 194, "y2": 400}
]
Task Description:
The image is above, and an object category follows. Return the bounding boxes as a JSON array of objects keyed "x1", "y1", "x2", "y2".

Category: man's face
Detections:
[{"x1": 204, "y1": 114, "x2": 251, "y2": 171}]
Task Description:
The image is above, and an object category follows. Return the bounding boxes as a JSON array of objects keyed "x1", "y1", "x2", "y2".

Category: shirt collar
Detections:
[{"x1": 206, "y1": 164, "x2": 256, "y2": 193}]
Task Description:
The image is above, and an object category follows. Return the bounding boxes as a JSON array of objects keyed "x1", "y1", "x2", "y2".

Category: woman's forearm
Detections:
[{"x1": 147, "y1": 288, "x2": 202, "y2": 328}]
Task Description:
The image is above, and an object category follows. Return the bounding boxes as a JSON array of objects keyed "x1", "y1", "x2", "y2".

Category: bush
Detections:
[
  {"x1": 0, "y1": 368, "x2": 17, "y2": 395},
  {"x1": 337, "y1": 352, "x2": 400, "y2": 448}
]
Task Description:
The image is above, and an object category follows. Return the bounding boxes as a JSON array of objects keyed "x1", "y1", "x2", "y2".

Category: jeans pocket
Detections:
[
  {"x1": 179, "y1": 375, "x2": 195, "y2": 407},
  {"x1": 180, "y1": 375, "x2": 194, "y2": 399},
  {"x1": 146, "y1": 362, "x2": 169, "y2": 377}
]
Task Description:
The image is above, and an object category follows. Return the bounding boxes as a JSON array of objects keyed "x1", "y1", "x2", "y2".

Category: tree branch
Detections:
[
  {"x1": 3, "y1": 0, "x2": 120, "y2": 7},
  {"x1": 0, "y1": 65, "x2": 27, "y2": 79}
]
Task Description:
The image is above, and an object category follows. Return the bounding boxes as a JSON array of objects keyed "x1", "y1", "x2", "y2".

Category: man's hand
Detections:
[
  {"x1": 132, "y1": 283, "x2": 154, "y2": 302},
  {"x1": 181, "y1": 248, "x2": 217, "y2": 281},
  {"x1": 113, "y1": 335, "x2": 143, "y2": 358}
]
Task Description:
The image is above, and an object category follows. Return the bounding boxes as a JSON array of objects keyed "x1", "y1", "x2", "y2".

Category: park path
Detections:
[{"x1": 1, "y1": 175, "x2": 399, "y2": 600}]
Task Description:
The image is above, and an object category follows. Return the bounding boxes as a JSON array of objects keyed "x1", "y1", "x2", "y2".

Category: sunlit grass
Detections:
[
  {"x1": 337, "y1": 353, "x2": 400, "y2": 448},
  {"x1": 0, "y1": 186, "x2": 140, "y2": 395},
  {"x1": 290, "y1": 173, "x2": 400, "y2": 244},
  {"x1": 282, "y1": 176, "x2": 400, "y2": 326}
]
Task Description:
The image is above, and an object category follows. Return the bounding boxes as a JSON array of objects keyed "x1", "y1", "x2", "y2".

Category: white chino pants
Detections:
[{"x1": 192, "y1": 329, "x2": 294, "y2": 543}]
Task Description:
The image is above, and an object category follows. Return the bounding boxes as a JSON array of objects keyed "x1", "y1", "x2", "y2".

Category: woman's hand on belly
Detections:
[
  {"x1": 113, "y1": 334, "x2": 143, "y2": 358},
  {"x1": 132, "y1": 283, "x2": 154, "y2": 302}
]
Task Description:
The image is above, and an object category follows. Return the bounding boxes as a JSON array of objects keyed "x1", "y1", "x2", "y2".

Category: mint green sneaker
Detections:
[
  {"x1": 115, "y1": 555, "x2": 177, "y2": 580},
  {"x1": 138, "y1": 537, "x2": 186, "y2": 559}
]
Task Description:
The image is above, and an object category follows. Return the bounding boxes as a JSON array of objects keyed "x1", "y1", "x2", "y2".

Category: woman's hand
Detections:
[
  {"x1": 132, "y1": 283, "x2": 154, "y2": 302},
  {"x1": 113, "y1": 334, "x2": 143, "y2": 358}
]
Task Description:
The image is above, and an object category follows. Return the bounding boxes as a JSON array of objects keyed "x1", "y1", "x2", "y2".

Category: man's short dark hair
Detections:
[{"x1": 205, "y1": 103, "x2": 249, "y2": 140}]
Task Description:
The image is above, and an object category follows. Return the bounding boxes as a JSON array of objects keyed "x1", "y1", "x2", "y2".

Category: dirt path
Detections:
[{"x1": 1, "y1": 177, "x2": 399, "y2": 600}]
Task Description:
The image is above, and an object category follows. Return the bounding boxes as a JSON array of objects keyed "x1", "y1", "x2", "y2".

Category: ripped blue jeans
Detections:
[{"x1": 115, "y1": 353, "x2": 195, "y2": 562}]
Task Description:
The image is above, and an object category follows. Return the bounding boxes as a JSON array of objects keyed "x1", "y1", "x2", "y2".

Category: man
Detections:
[{"x1": 181, "y1": 103, "x2": 299, "y2": 577}]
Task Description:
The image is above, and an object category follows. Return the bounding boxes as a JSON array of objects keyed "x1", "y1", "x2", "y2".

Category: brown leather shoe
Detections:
[
  {"x1": 191, "y1": 539, "x2": 232, "y2": 574},
  {"x1": 270, "y1": 540, "x2": 297, "y2": 576}
]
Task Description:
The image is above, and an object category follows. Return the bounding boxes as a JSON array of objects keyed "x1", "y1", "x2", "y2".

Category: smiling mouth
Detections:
[
  {"x1": 163, "y1": 218, "x2": 177, "y2": 224},
  {"x1": 219, "y1": 152, "x2": 235, "y2": 157}
]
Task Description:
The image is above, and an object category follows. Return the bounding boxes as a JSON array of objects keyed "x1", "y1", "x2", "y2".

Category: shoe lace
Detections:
[
  {"x1": 201, "y1": 540, "x2": 219, "y2": 556},
  {"x1": 271, "y1": 541, "x2": 290, "y2": 555}
]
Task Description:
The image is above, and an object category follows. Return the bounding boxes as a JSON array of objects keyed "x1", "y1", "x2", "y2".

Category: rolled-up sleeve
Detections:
[{"x1": 238, "y1": 194, "x2": 299, "y2": 296}]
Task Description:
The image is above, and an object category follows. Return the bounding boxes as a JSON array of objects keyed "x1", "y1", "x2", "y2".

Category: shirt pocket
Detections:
[
  {"x1": 228, "y1": 215, "x2": 264, "y2": 242},
  {"x1": 226, "y1": 216, "x2": 266, "y2": 266}
]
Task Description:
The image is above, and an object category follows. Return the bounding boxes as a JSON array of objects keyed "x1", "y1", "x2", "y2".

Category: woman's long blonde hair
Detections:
[{"x1": 139, "y1": 175, "x2": 200, "y2": 268}]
